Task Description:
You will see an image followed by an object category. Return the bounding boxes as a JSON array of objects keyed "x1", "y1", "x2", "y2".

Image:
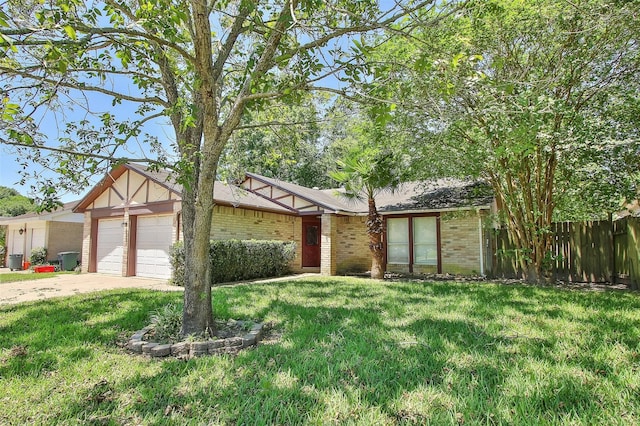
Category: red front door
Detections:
[{"x1": 302, "y1": 218, "x2": 321, "y2": 267}]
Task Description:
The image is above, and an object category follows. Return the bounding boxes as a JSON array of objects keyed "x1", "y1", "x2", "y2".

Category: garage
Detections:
[
  {"x1": 136, "y1": 214, "x2": 173, "y2": 279},
  {"x1": 96, "y1": 218, "x2": 124, "y2": 275},
  {"x1": 29, "y1": 227, "x2": 46, "y2": 255}
]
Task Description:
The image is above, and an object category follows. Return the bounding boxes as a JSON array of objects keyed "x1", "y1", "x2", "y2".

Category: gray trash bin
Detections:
[
  {"x1": 58, "y1": 251, "x2": 79, "y2": 271},
  {"x1": 8, "y1": 254, "x2": 23, "y2": 271}
]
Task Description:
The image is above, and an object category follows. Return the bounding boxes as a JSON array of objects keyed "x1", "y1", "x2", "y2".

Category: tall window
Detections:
[
  {"x1": 386, "y1": 215, "x2": 439, "y2": 268},
  {"x1": 413, "y1": 216, "x2": 437, "y2": 265},
  {"x1": 387, "y1": 218, "x2": 409, "y2": 264}
]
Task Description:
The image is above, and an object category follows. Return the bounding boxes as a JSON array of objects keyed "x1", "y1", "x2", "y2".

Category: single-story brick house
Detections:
[
  {"x1": 73, "y1": 163, "x2": 495, "y2": 280},
  {"x1": 0, "y1": 201, "x2": 84, "y2": 267}
]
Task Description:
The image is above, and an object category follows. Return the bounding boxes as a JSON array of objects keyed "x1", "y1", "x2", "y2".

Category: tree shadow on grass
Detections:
[{"x1": 0, "y1": 289, "x2": 181, "y2": 378}]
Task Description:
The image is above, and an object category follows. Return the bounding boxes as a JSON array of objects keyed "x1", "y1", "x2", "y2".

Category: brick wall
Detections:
[
  {"x1": 210, "y1": 206, "x2": 302, "y2": 272},
  {"x1": 331, "y1": 212, "x2": 486, "y2": 276},
  {"x1": 440, "y1": 211, "x2": 484, "y2": 275},
  {"x1": 335, "y1": 216, "x2": 370, "y2": 273},
  {"x1": 321, "y1": 214, "x2": 337, "y2": 275},
  {"x1": 81, "y1": 212, "x2": 91, "y2": 273},
  {"x1": 46, "y1": 221, "x2": 84, "y2": 262}
]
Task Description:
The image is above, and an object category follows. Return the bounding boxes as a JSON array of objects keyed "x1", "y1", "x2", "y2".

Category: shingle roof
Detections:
[
  {"x1": 248, "y1": 173, "x2": 493, "y2": 214},
  {"x1": 75, "y1": 163, "x2": 493, "y2": 217},
  {"x1": 75, "y1": 164, "x2": 294, "y2": 214},
  {"x1": 244, "y1": 172, "x2": 354, "y2": 213},
  {"x1": 213, "y1": 182, "x2": 295, "y2": 213},
  {"x1": 318, "y1": 179, "x2": 493, "y2": 214},
  {"x1": 375, "y1": 180, "x2": 494, "y2": 212},
  {"x1": 0, "y1": 200, "x2": 81, "y2": 224}
]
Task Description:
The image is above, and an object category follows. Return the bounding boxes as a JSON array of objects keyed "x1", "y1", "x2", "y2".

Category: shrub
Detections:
[
  {"x1": 30, "y1": 247, "x2": 47, "y2": 265},
  {"x1": 170, "y1": 240, "x2": 296, "y2": 286},
  {"x1": 169, "y1": 243, "x2": 185, "y2": 286},
  {"x1": 149, "y1": 303, "x2": 182, "y2": 342}
]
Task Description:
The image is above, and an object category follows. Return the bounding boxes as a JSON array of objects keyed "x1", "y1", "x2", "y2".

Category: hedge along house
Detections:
[
  {"x1": 74, "y1": 163, "x2": 495, "y2": 280},
  {"x1": 0, "y1": 201, "x2": 84, "y2": 266}
]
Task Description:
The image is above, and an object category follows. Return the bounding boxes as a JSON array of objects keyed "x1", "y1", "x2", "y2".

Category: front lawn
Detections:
[
  {"x1": 0, "y1": 271, "x2": 75, "y2": 284},
  {"x1": 1, "y1": 277, "x2": 639, "y2": 424}
]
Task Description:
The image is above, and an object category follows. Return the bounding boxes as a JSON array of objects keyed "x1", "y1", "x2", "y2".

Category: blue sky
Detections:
[{"x1": 0, "y1": 85, "x2": 174, "y2": 203}]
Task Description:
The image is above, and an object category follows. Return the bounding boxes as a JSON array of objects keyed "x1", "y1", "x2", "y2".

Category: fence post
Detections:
[
  {"x1": 630, "y1": 217, "x2": 640, "y2": 290},
  {"x1": 609, "y1": 213, "x2": 615, "y2": 284}
]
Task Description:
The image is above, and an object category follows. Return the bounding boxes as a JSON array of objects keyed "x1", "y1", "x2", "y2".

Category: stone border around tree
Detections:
[{"x1": 126, "y1": 321, "x2": 264, "y2": 358}]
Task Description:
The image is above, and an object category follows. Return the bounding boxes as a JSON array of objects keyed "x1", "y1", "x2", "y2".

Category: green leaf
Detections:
[
  {"x1": 0, "y1": 11, "x2": 9, "y2": 27},
  {"x1": 2, "y1": 102, "x2": 20, "y2": 122},
  {"x1": 0, "y1": 33, "x2": 17, "y2": 52},
  {"x1": 451, "y1": 52, "x2": 465, "y2": 68},
  {"x1": 63, "y1": 25, "x2": 77, "y2": 40}
]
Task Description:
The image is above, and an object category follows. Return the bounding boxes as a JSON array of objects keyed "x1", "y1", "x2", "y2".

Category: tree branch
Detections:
[
  {"x1": 0, "y1": 137, "x2": 155, "y2": 164},
  {"x1": 0, "y1": 66, "x2": 169, "y2": 107}
]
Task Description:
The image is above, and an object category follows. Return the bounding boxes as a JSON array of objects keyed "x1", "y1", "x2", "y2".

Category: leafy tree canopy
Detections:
[
  {"x1": 345, "y1": 0, "x2": 640, "y2": 281},
  {"x1": 219, "y1": 94, "x2": 334, "y2": 188},
  {"x1": 0, "y1": 186, "x2": 35, "y2": 217}
]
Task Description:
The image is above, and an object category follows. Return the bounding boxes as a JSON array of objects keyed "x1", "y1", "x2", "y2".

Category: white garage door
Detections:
[
  {"x1": 97, "y1": 218, "x2": 124, "y2": 275},
  {"x1": 136, "y1": 215, "x2": 173, "y2": 279}
]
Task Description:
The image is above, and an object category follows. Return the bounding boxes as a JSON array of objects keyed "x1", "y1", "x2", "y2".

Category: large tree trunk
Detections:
[
  {"x1": 181, "y1": 182, "x2": 215, "y2": 336},
  {"x1": 179, "y1": 0, "x2": 219, "y2": 337},
  {"x1": 367, "y1": 198, "x2": 385, "y2": 279},
  {"x1": 180, "y1": 127, "x2": 229, "y2": 335},
  {"x1": 175, "y1": 120, "x2": 217, "y2": 336},
  {"x1": 180, "y1": 0, "x2": 293, "y2": 335}
]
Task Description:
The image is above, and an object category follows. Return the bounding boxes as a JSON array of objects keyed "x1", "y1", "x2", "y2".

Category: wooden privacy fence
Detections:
[{"x1": 493, "y1": 217, "x2": 639, "y2": 289}]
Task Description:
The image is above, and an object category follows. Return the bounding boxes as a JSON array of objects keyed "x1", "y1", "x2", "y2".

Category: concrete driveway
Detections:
[{"x1": 0, "y1": 269, "x2": 182, "y2": 306}]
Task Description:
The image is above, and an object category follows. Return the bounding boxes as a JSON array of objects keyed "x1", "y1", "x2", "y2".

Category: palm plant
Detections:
[{"x1": 329, "y1": 146, "x2": 403, "y2": 279}]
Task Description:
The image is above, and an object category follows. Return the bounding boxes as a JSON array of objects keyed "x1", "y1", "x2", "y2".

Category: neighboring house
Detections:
[
  {"x1": 74, "y1": 163, "x2": 495, "y2": 280},
  {"x1": 0, "y1": 201, "x2": 84, "y2": 266}
]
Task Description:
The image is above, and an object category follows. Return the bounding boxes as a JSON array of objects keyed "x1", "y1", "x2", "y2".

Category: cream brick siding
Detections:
[
  {"x1": 81, "y1": 212, "x2": 92, "y2": 273},
  {"x1": 440, "y1": 211, "x2": 484, "y2": 275},
  {"x1": 321, "y1": 214, "x2": 337, "y2": 275},
  {"x1": 385, "y1": 263, "x2": 438, "y2": 275},
  {"x1": 122, "y1": 210, "x2": 130, "y2": 276},
  {"x1": 46, "y1": 222, "x2": 83, "y2": 262},
  {"x1": 209, "y1": 205, "x2": 302, "y2": 272},
  {"x1": 335, "y1": 216, "x2": 370, "y2": 273}
]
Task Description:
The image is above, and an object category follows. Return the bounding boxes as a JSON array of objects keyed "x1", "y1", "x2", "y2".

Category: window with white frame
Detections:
[
  {"x1": 386, "y1": 215, "x2": 438, "y2": 267},
  {"x1": 387, "y1": 218, "x2": 409, "y2": 264},
  {"x1": 412, "y1": 216, "x2": 437, "y2": 265}
]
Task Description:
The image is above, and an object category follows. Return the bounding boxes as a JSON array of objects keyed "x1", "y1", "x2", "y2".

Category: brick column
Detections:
[
  {"x1": 321, "y1": 214, "x2": 337, "y2": 276},
  {"x1": 81, "y1": 212, "x2": 92, "y2": 273},
  {"x1": 121, "y1": 209, "x2": 130, "y2": 276}
]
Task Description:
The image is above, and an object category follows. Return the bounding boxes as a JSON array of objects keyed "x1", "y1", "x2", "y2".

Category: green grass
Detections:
[
  {"x1": 0, "y1": 271, "x2": 75, "y2": 284},
  {"x1": 1, "y1": 277, "x2": 639, "y2": 425}
]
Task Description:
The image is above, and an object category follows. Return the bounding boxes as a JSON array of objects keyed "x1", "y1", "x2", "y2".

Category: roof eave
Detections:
[
  {"x1": 73, "y1": 163, "x2": 181, "y2": 213},
  {"x1": 244, "y1": 172, "x2": 346, "y2": 213},
  {"x1": 378, "y1": 204, "x2": 493, "y2": 216}
]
